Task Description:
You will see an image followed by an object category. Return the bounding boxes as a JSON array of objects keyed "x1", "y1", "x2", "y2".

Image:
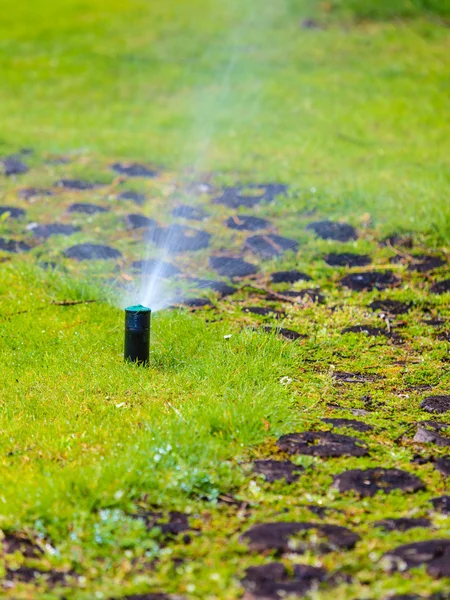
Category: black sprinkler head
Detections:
[{"x1": 124, "y1": 304, "x2": 151, "y2": 365}]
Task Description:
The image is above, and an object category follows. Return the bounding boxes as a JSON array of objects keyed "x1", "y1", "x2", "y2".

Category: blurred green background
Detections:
[{"x1": 1, "y1": 0, "x2": 449, "y2": 236}]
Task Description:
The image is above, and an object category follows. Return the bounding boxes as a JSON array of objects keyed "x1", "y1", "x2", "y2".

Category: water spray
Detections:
[
  {"x1": 124, "y1": 305, "x2": 151, "y2": 365},
  {"x1": 120, "y1": 3, "x2": 281, "y2": 324}
]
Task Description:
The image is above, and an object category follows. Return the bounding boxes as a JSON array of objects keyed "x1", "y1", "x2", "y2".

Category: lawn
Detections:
[{"x1": 0, "y1": 1, "x2": 448, "y2": 598}]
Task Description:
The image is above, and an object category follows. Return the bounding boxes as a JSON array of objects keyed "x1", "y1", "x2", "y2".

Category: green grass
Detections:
[
  {"x1": 0, "y1": 0, "x2": 449, "y2": 598},
  {"x1": 1, "y1": 255, "x2": 449, "y2": 599},
  {"x1": 0, "y1": 0, "x2": 450, "y2": 236},
  {"x1": 317, "y1": 0, "x2": 450, "y2": 21}
]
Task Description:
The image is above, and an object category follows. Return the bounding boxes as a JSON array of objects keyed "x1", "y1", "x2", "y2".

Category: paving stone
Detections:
[
  {"x1": 381, "y1": 233, "x2": 414, "y2": 249},
  {"x1": 341, "y1": 325, "x2": 396, "y2": 338},
  {"x1": 252, "y1": 459, "x2": 304, "y2": 484},
  {"x1": 434, "y1": 457, "x2": 450, "y2": 477},
  {"x1": 340, "y1": 271, "x2": 400, "y2": 291},
  {"x1": 409, "y1": 384, "x2": 436, "y2": 392},
  {"x1": 266, "y1": 289, "x2": 324, "y2": 303},
  {"x1": 189, "y1": 278, "x2": 236, "y2": 297},
  {"x1": 213, "y1": 189, "x2": 264, "y2": 209},
  {"x1": 57, "y1": 179, "x2": 100, "y2": 190},
  {"x1": 301, "y1": 18, "x2": 321, "y2": 28},
  {"x1": 5, "y1": 566, "x2": 74, "y2": 586},
  {"x1": 28, "y1": 223, "x2": 80, "y2": 239},
  {"x1": 0, "y1": 206, "x2": 26, "y2": 219},
  {"x1": 63, "y1": 243, "x2": 122, "y2": 260},
  {"x1": 5, "y1": 565, "x2": 38, "y2": 584},
  {"x1": 132, "y1": 511, "x2": 192, "y2": 539},
  {"x1": 225, "y1": 215, "x2": 271, "y2": 231},
  {"x1": 277, "y1": 431, "x2": 369, "y2": 457},
  {"x1": 245, "y1": 234, "x2": 299, "y2": 258},
  {"x1": 270, "y1": 270, "x2": 312, "y2": 284},
  {"x1": 261, "y1": 183, "x2": 289, "y2": 201},
  {"x1": 350, "y1": 408, "x2": 372, "y2": 416},
  {"x1": 324, "y1": 252, "x2": 371, "y2": 267},
  {"x1": 118, "y1": 595, "x2": 183, "y2": 600},
  {"x1": 369, "y1": 300, "x2": 412, "y2": 315},
  {"x1": 436, "y1": 330, "x2": 450, "y2": 342},
  {"x1": 213, "y1": 184, "x2": 288, "y2": 208},
  {"x1": 332, "y1": 468, "x2": 425, "y2": 497},
  {"x1": 0, "y1": 238, "x2": 31, "y2": 253},
  {"x1": 179, "y1": 298, "x2": 213, "y2": 309},
  {"x1": 68, "y1": 203, "x2": 109, "y2": 214},
  {"x1": 150, "y1": 224, "x2": 211, "y2": 252},
  {"x1": 1, "y1": 156, "x2": 28, "y2": 176},
  {"x1": 19, "y1": 187, "x2": 54, "y2": 200},
  {"x1": 131, "y1": 259, "x2": 180, "y2": 278},
  {"x1": 411, "y1": 453, "x2": 434, "y2": 466},
  {"x1": 2, "y1": 533, "x2": 43, "y2": 557},
  {"x1": 260, "y1": 326, "x2": 304, "y2": 341},
  {"x1": 384, "y1": 595, "x2": 443, "y2": 600},
  {"x1": 117, "y1": 191, "x2": 146, "y2": 205},
  {"x1": 361, "y1": 395, "x2": 386, "y2": 411},
  {"x1": 417, "y1": 420, "x2": 449, "y2": 432},
  {"x1": 241, "y1": 521, "x2": 360, "y2": 554},
  {"x1": 422, "y1": 319, "x2": 447, "y2": 327},
  {"x1": 407, "y1": 256, "x2": 446, "y2": 273},
  {"x1": 430, "y1": 496, "x2": 450, "y2": 514},
  {"x1": 111, "y1": 595, "x2": 177, "y2": 600},
  {"x1": 111, "y1": 162, "x2": 157, "y2": 177},
  {"x1": 420, "y1": 395, "x2": 450, "y2": 414},
  {"x1": 383, "y1": 594, "x2": 423, "y2": 600},
  {"x1": 305, "y1": 505, "x2": 340, "y2": 519},
  {"x1": 209, "y1": 256, "x2": 258, "y2": 278},
  {"x1": 172, "y1": 205, "x2": 207, "y2": 221},
  {"x1": 430, "y1": 279, "x2": 450, "y2": 294},
  {"x1": 241, "y1": 562, "x2": 328, "y2": 600},
  {"x1": 382, "y1": 539, "x2": 450, "y2": 578},
  {"x1": 321, "y1": 418, "x2": 373, "y2": 433},
  {"x1": 46, "y1": 156, "x2": 71, "y2": 165},
  {"x1": 126, "y1": 213, "x2": 158, "y2": 230},
  {"x1": 374, "y1": 518, "x2": 431, "y2": 532},
  {"x1": 389, "y1": 254, "x2": 409, "y2": 265},
  {"x1": 413, "y1": 425, "x2": 450, "y2": 447},
  {"x1": 306, "y1": 220, "x2": 357, "y2": 242},
  {"x1": 243, "y1": 306, "x2": 282, "y2": 317},
  {"x1": 333, "y1": 371, "x2": 384, "y2": 383}
]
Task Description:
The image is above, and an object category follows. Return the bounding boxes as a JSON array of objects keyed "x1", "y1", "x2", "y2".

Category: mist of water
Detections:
[{"x1": 122, "y1": 1, "x2": 289, "y2": 312}]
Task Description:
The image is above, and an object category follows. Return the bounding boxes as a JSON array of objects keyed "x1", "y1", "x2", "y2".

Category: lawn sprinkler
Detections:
[{"x1": 124, "y1": 305, "x2": 151, "y2": 365}]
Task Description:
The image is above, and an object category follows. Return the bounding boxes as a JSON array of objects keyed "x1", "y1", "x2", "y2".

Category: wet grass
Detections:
[{"x1": 0, "y1": 0, "x2": 449, "y2": 598}]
